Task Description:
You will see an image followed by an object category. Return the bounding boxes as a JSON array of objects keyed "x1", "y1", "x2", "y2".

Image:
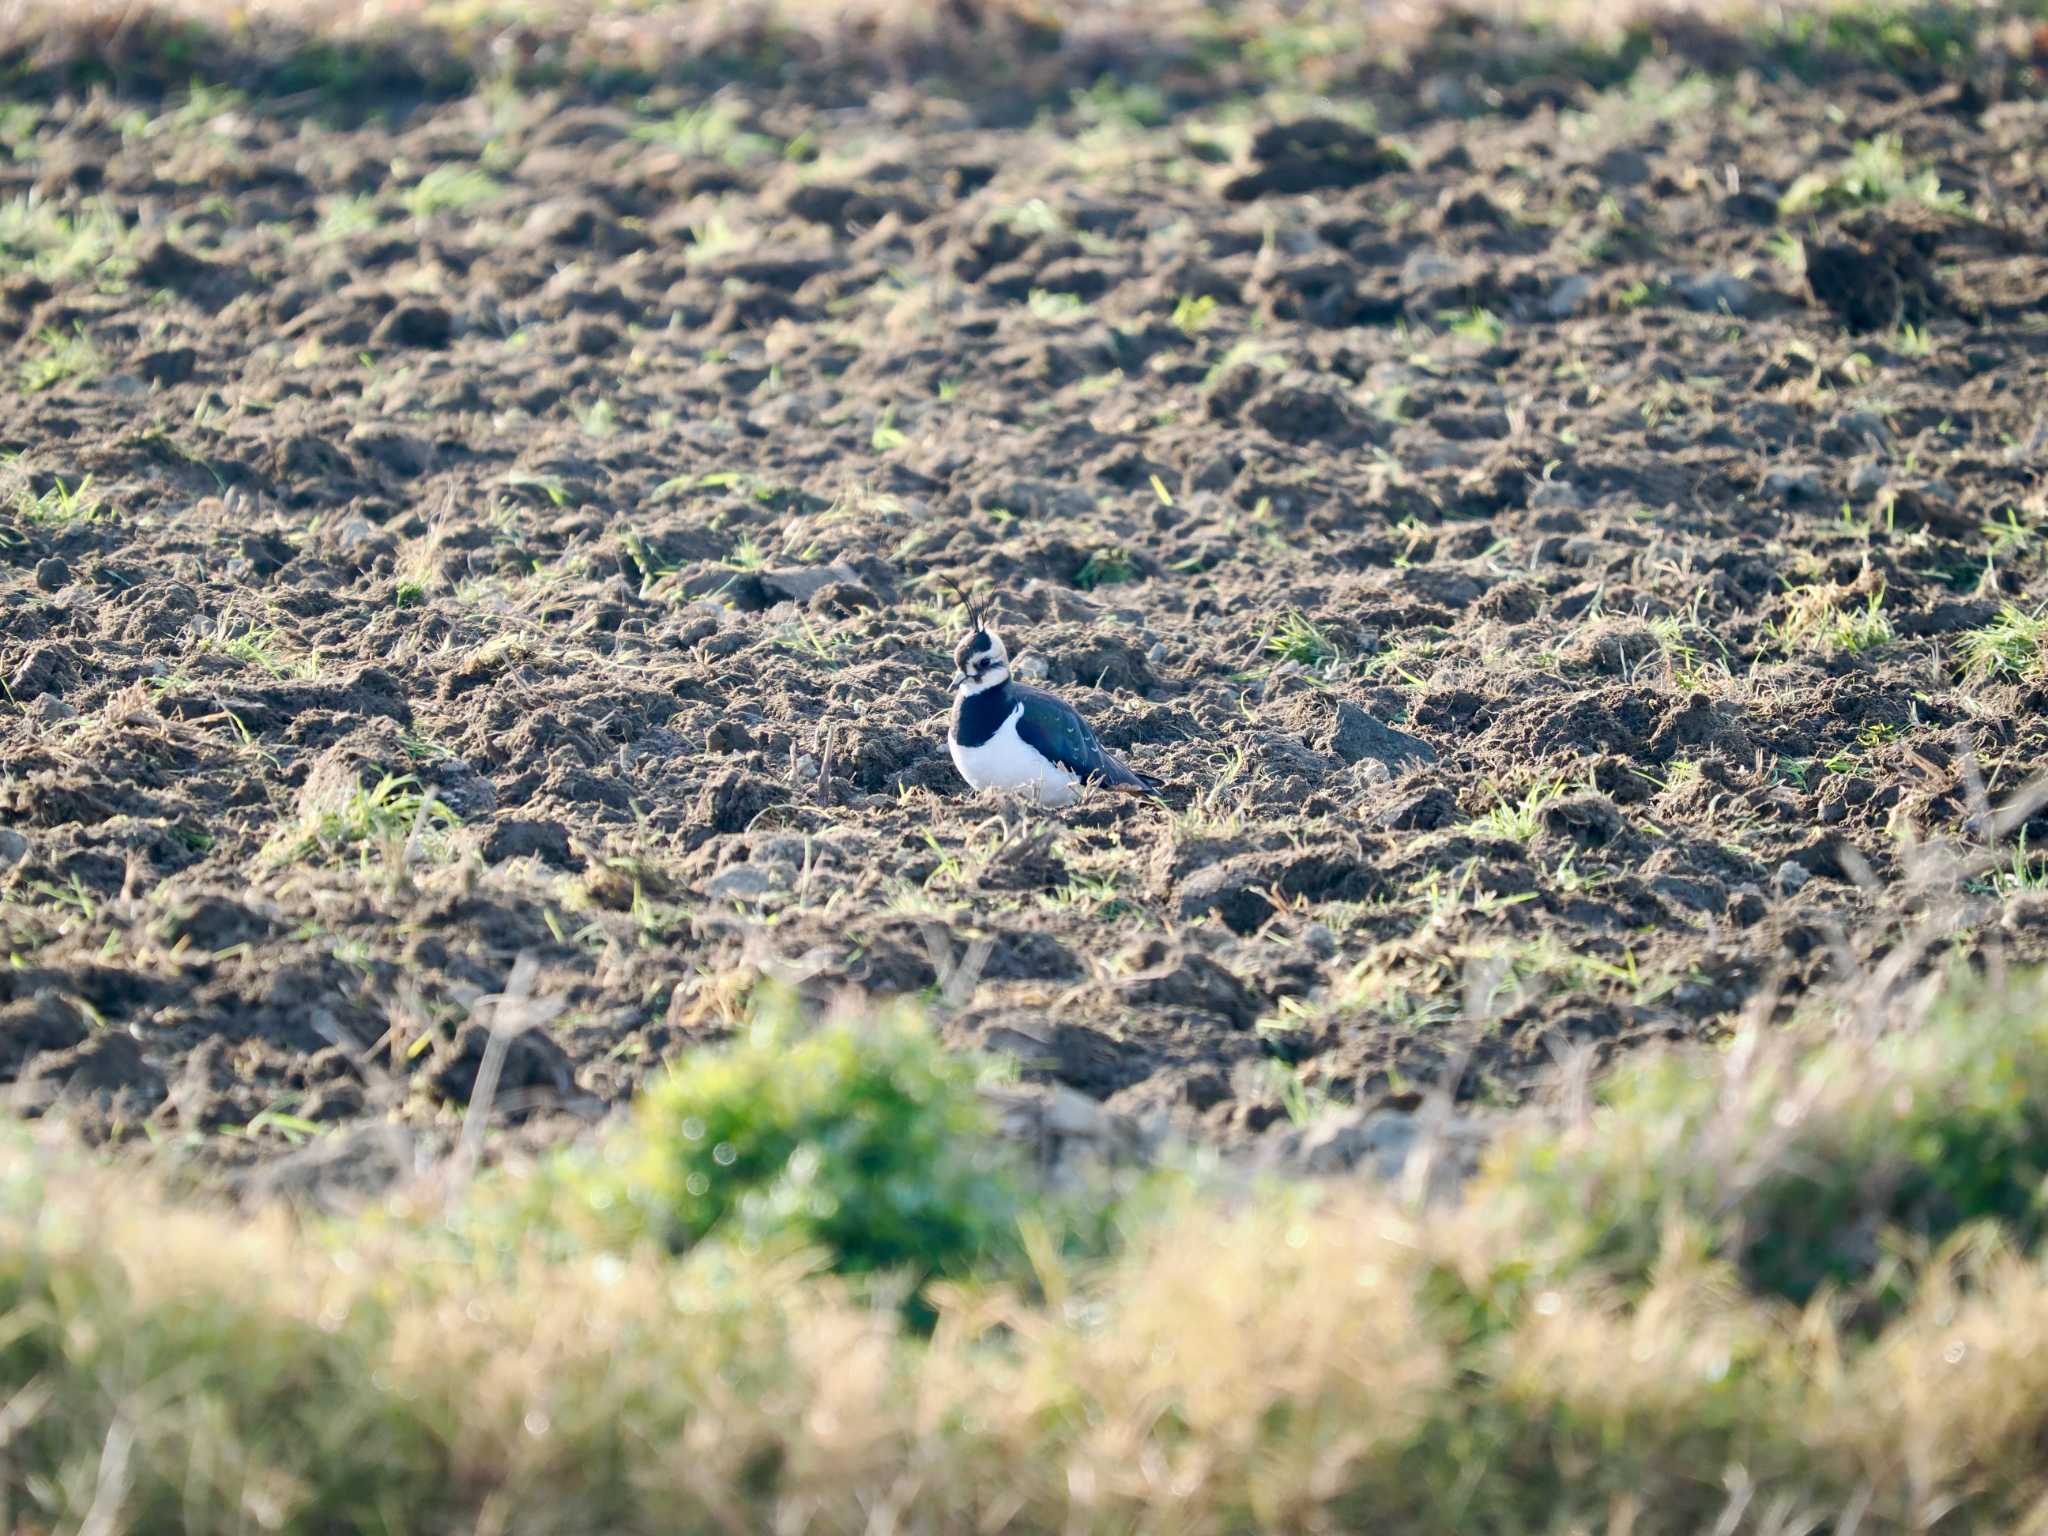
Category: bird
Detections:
[{"x1": 943, "y1": 585, "x2": 1164, "y2": 808}]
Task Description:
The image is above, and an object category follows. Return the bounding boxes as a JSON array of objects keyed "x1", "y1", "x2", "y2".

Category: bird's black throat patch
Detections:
[{"x1": 951, "y1": 677, "x2": 1015, "y2": 748}]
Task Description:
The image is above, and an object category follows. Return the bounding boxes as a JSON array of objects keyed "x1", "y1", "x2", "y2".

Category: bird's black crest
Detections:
[{"x1": 937, "y1": 572, "x2": 987, "y2": 636}]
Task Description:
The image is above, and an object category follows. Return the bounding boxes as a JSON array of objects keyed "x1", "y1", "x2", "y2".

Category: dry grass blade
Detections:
[{"x1": 447, "y1": 951, "x2": 555, "y2": 1197}]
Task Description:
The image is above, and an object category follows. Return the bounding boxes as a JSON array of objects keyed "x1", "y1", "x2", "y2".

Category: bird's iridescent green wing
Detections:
[
  {"x1": 1013, "y1": 685, "x2": 1146, "y2": 789},
  {"x1": 1011, "y1": 687, "x2": 1105, "y2": 775}
]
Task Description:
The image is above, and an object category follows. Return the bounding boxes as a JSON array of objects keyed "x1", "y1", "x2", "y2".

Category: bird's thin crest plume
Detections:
[{"x1": 937, "y1": 571, "x2": 987, "y2": 635}]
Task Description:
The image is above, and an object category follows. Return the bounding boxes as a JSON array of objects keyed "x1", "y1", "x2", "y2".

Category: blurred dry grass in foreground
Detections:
[{"x1": 10, "y1": 969, "x2": 2048, "y2": 1532}]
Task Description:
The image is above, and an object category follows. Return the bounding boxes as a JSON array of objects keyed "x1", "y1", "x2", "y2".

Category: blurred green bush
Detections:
[
  {"x1": 487, "y1": 991, "x2": 1034, "y2": 1312},
  {"x1": 1482, "y1": 970, "x2": 2048, "y2": 1312}
]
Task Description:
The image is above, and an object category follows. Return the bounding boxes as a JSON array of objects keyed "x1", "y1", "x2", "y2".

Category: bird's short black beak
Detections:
[{"x1": 951, "y1": 668, "x2": 966, "y2": 687}]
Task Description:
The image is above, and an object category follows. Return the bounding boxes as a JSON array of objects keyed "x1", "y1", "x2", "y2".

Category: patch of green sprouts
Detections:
[
  {"x1": 1780, "y1": 133, "x2": 1963, "y2": 215},
  {"x1": 1264, "y1": 610, "x2": 1338, "y2": 670},
  {"x1": 1074, "y1": 546, "x2": 1138, "y2": 590},
  {"x1": 18, "y1": 326, "x2": 104, "y2": 393},
  {"x1": 1960, "y1": 604, "x2": 2045, "y2": 682},
  {"x1": 272, "y1": 774, "x2": 459, "y2": 867}
]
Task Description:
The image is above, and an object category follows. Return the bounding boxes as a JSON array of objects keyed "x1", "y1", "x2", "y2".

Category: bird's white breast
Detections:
[{"x1": 950, "y1": 704, "x2": 1081, "y2": 807}]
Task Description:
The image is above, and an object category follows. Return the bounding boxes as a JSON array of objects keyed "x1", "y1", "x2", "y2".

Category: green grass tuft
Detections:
[
  {"x1": 1779, "y1": 132, "x2": 1964, "y2": 215},
  {"x1": 402, "y1": 165, "x2": 502, "y2": 219},
  {"x1": 1972, "y1": 831, "x2": 2048, "y2": 896},
  {"x1": 1074, "y1": 545, "x2": 1139, "y2": 590},
  {"x1": 1477, "y1": 778, "x2": 1566, "y2": 842},
  {"x1": 17, "y1": 325, "x2": 105, "y2": 393},
  {"x1": 11, "y1": 472, "x2": 102, "y2": 524},
  {"x1": 632, "y1": 100, "x2": 782, "y2": 163},
  {"x1": 270, "y1": 773, "x2": 459, "y2": 866},
  {"x1": 1769, "y1": 582, "x2": 1895, "y2": 658},
  {"x1": 0, "y1": 194, "x2": 131, "y2": 283},
  {"x1": 1959, "y1": 603, "x2": 2046, "y2": 682},
  {"x1": 1264, "y1": 610, "x2": 1337, "y2": 669},
  {"x1": 1169, "y1": 293, "x2": 1219, "y2": 336}
]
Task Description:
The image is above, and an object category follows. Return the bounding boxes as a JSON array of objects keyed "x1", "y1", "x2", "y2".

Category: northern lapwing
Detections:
[{"x1": 943, "y1": 584, "x2": 1164, "y2": 807}]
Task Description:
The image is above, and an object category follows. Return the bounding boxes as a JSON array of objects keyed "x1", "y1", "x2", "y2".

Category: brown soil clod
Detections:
[
  {"x1": 1803, "y1": 217, "x2": 1977, "y2": 332},
  {"x1": 1222, "y1": 118, "x2": 1407, "y2": 200}
]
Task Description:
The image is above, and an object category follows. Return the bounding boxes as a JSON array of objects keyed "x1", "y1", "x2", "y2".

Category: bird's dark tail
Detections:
[{"x1": 1100, "y1": 758, "x2": 1166, "y2": 797}]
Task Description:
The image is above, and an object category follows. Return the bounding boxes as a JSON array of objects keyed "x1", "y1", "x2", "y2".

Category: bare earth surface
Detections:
[{"x1": 2, "y1": 33, "x2": 2045, "y2": 1181}]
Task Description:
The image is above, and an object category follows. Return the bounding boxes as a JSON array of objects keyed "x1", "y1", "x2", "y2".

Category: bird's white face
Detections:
[{"x1": 952, "y1": 627, "x2": 1010, "y2": 694}]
